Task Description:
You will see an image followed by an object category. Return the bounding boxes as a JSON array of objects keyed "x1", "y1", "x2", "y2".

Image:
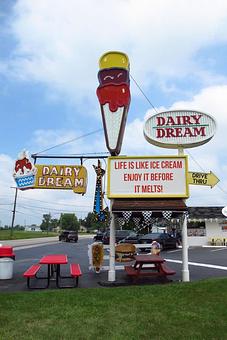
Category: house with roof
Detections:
[
  {"x1": 187, "y1": 206, "x2": 227, "y2": 246},
  {"x1": 24, "y1": 224, "x2": 41, "y2": 232}
]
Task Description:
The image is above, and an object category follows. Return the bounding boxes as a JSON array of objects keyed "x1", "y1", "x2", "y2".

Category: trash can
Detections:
[
  {"x1": 0, "y1": 257, "x2": 14, "y2": 279},
  {"x1": 0, "y1": 245, "x2": 15, "y2": 260}
]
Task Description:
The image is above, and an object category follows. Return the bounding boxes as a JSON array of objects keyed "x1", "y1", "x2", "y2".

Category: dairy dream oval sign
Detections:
[{"x1": 143, "y1": 110, "x2": 216, "y2": 149}]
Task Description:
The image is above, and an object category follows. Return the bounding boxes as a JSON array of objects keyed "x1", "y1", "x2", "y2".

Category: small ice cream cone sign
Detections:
[
  {"x1": 96, "y1": 51, "x2": 131, "y2": 156},
  {"x1": 13, "y1": 150, "x2": 37, "y2": 190}
]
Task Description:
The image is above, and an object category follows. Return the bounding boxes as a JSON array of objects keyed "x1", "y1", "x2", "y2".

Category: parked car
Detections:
[
  {"x1": 93, "y1": 231, "x2": 105, "y2": 242},
  {"x1": 102, "y1": 230, "x2": 135, "y2": 244},
  {"x1": 138, "y1": 232, "x2": 178, "y2": 251},
  {"x1": 118, "y1": 232, "x2": 143, "y2": 244},
  {"x1": 59, "y1": 230, "x2": 78, "y2": 243}
]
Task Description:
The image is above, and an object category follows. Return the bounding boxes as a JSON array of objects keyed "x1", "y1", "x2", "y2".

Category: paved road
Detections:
[
  {"x1": 0, "y1": 234, "x2": 92, "y2": 248},
  {"x1": 0, "y1": 236, "x2": 59, "y2": 249},
  {"x1": 0, "y1": 237, "x2": 227, "y2": 292}
]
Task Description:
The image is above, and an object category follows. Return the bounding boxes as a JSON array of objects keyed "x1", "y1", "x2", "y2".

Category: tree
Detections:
[
  {"x1": 82, "y1": 212, "x2": 96, "y2": 230},
  {"x1": 81, "y1": 211, "x2": 110, "y2": 231},
  {"x1": 40, "y1": 214, "x2": 60, "y2": 231},
  {"x1": 59, "y1": 213, "x2": 79, "y2": 231},
  {"x1": 40, "y1": 213, "x2": 52, "y2": 232},
  {"x1": 50, "y1": 218, "x2": 59, "y2": 230}
]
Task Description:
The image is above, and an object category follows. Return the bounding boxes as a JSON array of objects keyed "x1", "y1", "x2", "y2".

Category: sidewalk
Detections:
[{"x1": 0, "y1": 266, "x2": 179, "y2": 292}]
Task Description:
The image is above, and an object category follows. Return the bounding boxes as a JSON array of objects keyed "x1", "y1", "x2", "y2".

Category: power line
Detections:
[
  {"x1": 0, "y1": 194, "x2": 93, "y2": 208},
  {"x1": 33, "y1": 128, "x2": 103, "y2": 155},
  {"x1": 16, "y1": 196, "x2": 92, "y2": 208},
  {"x1": 186, "y1": 150, "x2": 206, "y2": 172},
  {"x1": 15, "y1": 210, "x2": 44, "y2": 218},
  {"x1": 130, "y1": 74, "x2": 159, "y2": 114},
  {"x1": 17, "y1": 203, "x2": 88, "y2": 213},
  {"x1": 0, "y1": 208, "x2": 13, "y2": 213},
  {"x1": 186, "y1": 150, "x2": 227, "y2": 195}
]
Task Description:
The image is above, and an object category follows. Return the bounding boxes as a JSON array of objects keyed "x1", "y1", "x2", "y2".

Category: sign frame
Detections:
[
  {"x1": 143, "y1": 110, "x2": 216, "y2": 149},
  {"x1": 107, "y1": 155, "x2": 189, "y2": 199},
  {"x1": 13, "y1": 152, "x2": 88, "y2": 194}
]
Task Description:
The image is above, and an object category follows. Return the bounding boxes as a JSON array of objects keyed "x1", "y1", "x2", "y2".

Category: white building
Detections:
[
  {"x1": 25, "y1": 225, "x2": 41, "y2": 232},
  {"x1": 187, "y1": 207, "x2": 227, "y2": 246}
]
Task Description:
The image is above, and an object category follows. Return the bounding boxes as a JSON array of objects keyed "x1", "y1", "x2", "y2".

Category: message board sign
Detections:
[{"x1": 107, "y1": 156, "x2": 189, "y2": 198}]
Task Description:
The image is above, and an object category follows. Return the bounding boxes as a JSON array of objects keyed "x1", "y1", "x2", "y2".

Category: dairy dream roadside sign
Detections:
[
  {"x1": 143, "y1": 110, "x2": 216, "y2": 149},
  {"x1": 13, "y1": 151, "x2": 87, "y2": 194},
  {"x1": 107, "y1": 155, "x2": 189, "y2": 198}
]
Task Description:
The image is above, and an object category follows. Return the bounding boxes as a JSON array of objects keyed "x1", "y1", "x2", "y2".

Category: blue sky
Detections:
[{"x1": 1, "y1": 0, "x2": 227, "y2": 227}]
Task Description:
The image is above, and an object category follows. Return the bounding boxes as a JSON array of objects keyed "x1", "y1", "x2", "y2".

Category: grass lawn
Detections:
[
  {"x1": 0, "y1": 230, "x2": 58, "y2": 240},
  {"x1": 0, "y1": 277, "x2": 227, "y2": 339}
]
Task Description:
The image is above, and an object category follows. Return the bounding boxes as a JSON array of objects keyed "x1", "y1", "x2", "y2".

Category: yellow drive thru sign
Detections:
[{"x1": 187, "y1": 171, "x2": 219, "y2": 188}]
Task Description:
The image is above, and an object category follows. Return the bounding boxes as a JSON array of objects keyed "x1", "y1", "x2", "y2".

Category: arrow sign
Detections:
[{"x1": 188, "y1": 171, "x2": 219, "y2": 188}]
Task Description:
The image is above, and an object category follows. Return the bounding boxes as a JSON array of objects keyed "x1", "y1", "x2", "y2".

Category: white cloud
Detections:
[{"x1": 3, "y1": 0, "x2": 227, "y2": 107}]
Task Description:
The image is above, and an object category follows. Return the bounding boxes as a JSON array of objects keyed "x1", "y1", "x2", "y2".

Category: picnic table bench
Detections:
[
  {"x1": 23, "y1": 264, "x2": 48, "y2": 289},
  {"x1": 124, "y1": 254, "x2": 176, "y2": 281},
  {"x1": 70, "y1": 264, "x2": 82, "y2": 286},
  {"x1": 23, "y1": 255, "x2": 82, "y2": 289}
]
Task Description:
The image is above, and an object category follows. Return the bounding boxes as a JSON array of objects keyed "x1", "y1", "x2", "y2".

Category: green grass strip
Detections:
[
  {"x1": 0, "y1": 277, "x2": 227, "y2": 339},
  {"x1": 0, "y1": 230, "x2": 58, "y2": 240}
]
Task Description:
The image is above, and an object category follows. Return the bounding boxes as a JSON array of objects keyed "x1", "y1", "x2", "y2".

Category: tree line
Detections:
[{"x1": 1, "y1": 212, "x2": 110, "y2": 232}]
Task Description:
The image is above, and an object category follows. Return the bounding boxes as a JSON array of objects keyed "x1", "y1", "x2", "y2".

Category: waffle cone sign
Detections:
[{"x1": 97, "y1": 51, "x2": 131, "y2": 156}]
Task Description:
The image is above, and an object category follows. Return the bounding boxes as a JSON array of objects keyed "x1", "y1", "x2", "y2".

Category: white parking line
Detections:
[
  {"x1": 14, "y1": 242, "x2": 59, "y2": 250},
  {"x1": 16, "y1": 258, "x2": 40, "y2": 263},
  {"x1": 166, "y1": 259, "x2": 227, "y2": 271},
  {"x1": 91, "y1": 260, "x2": 227, "y2": 272},
  {"x1": 210, "y1": 248, "x2": 227, "y2": 252},
  {"x1": 167, "y1": 249, "x2": 182, "y2": 253}
]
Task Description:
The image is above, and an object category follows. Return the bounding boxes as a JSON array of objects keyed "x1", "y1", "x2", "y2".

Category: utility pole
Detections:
[{"x1": 11, "y1": 188, "x2": 18, "y2": 237}]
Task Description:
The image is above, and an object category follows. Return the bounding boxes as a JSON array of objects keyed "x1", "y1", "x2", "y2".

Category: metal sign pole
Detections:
[
  {"x1": 178, "y1": 147, "x2": 190, "y2": 282},
  {"x1": 10, "y1": 187, "x2": 18, "y2": 237},
  {"x1": 108, "y1": 199, "x2": 116, "y2": 282}
]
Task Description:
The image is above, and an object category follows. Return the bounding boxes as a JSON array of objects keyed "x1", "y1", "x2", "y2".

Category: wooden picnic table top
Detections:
[{"x1": 134, "y1": 254, "x2": 165, "y2": 264}]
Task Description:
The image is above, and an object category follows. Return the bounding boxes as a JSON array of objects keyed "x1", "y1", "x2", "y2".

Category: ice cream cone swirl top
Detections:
[
  {"x1": 99, "y1": 51, "x2": 129, "y2": 70},
  {"x1": 97, "y1": 84, "x2": 130, "y2": 112}
]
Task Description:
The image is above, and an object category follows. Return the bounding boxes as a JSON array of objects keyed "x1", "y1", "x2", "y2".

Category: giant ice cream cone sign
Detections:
[{"x1": 96, "y1": 51, "x2": 131, "y2": 156}]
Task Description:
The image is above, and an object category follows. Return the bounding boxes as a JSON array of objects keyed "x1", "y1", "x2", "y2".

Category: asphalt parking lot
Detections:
[{"x1": 0, "y1": 236, "x2": 227, "y2": 292}]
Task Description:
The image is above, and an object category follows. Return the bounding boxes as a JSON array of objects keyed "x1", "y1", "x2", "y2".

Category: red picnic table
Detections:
[
  {"x1": 24, "y1": 254, "x2": 82, "y2": 289},
  {"x1": 39, "y1": 254, "x2": 68, "y2": 288}
]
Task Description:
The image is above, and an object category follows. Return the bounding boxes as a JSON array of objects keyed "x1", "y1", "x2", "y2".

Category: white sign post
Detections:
[
  {"x1": 177, "y1": 148, "x2": 190, "y2": 282},
  {"x1": 108, "y1": 200, "x2": 116, "y2": 282}
]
